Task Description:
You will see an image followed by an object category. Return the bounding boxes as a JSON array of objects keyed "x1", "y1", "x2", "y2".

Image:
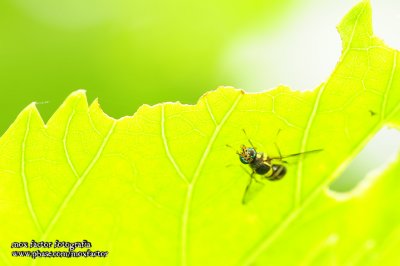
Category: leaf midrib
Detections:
[{"x1": 180, "y1": 92, "x2": 243, "y2": 266}]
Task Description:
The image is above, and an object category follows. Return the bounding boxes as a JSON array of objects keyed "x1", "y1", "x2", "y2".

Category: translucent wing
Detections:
[
  {"x1": 269, "y1": 149, "x2": 322, "y2": 160},
  {"x1": 242, "y1": 174, "x2": 265, "y2": 205},
  {"x1": 287, "y1": 149, "x2": 322, "y2": 158}
]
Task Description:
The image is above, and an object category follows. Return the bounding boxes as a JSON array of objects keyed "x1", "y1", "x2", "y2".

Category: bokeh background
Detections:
[
  {"x1": 1, "y1": 0, "x2": 400, "y2": 189},
  {"x1": 1, "y1": 0, "x2": 399, "y2": 135}
]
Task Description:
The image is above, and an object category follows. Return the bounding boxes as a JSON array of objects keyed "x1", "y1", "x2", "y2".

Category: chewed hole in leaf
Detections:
[{"x1": 328, "y1": 127, "x2": 400, "y2": 194}]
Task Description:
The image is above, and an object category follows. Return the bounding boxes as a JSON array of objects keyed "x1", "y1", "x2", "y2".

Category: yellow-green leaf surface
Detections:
[{"x1": 1, "y1": 1, "x2": 400, "y2": 265}]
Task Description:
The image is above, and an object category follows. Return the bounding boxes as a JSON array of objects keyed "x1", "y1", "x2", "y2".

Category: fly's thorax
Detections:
[{"x1": 250, "y1": 155, "x2": 272, "y2": 175}]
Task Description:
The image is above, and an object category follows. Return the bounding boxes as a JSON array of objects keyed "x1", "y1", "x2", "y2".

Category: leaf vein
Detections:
[
  {"x1": 161, "y1": 105, "x2": 189, "y2": 185},
  {"x1": 181, "y1": 91, "x2": 243, "y2": 266},
  {"x1": 205, "y1": 97, "x2": 218, "y2": 126},
  {"x1": 36, "y1": 120, "x2": 117, "y2": 245},
  {"x1": 63, "y1": 109, "x2": 79, "y2": 178},
  {"x1": 381, "y1": 51, "x2": 397, "y2": 119},
  {"x1": 295, "y1": 83, "x2": 326, "y2": 207},
  {"x1": 21, "y1": 107, "x2": 43, "y2": 233}
]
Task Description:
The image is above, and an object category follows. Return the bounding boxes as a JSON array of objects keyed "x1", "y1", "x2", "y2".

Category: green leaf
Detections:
[{"x1": 1, "y1": 0, "x2": 400, "y2": 265}]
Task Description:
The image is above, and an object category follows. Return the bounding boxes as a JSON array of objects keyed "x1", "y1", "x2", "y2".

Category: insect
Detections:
[
  {"x1": 232, "y1": 130, "x2": 322, "y2": 204},
  {"x1": 369, "y1": 110, "x2": 377, "y2": 116}
]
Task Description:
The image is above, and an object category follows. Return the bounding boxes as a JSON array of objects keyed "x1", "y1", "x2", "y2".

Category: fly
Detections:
[{"x1": 232, "y1": 130, "x2": 322, "y2": 204}]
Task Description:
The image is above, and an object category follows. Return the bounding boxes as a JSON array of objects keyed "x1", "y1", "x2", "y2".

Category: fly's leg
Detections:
[
  {"x1": 274, "y1": 128, "x2": 283, "y2": 158},
  {"x1": 240, "y1": 164, "x2": 255, "y2": 176},
  {"x1": 242, "y1": 172, "x2": 255, "y2": 204},
  {"x1": 272, "y1": 129, "x2": 289, "y2": 163},
  {"x1": 242, "y1": 129, "x2": 256, "y2": 149}
]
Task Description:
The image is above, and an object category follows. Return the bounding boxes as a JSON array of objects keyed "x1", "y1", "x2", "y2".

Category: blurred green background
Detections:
[
  {"x1": 0, "y1": 0, "x2": 399, "y2": 137},
  {"x1": 0, "y1": 0, "x2": 295, "y2": 132}
]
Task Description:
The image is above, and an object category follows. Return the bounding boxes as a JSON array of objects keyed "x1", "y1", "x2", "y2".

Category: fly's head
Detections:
[{"x1": 238, "y1": 145, "x2": 256, "y2": 164}]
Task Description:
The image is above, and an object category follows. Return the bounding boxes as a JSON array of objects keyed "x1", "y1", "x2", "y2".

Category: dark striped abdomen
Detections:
[{"x1": 267, "y1": 164, "x2": 287, "y2": 181}]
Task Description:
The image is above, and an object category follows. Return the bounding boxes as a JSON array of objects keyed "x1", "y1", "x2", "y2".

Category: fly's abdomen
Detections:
[
  {"x1": 254, "y1": 163, "x2": 271, "y2": 175},
  {"x1": 268, "y1": 164, "x2": 287, "y2": 181}
]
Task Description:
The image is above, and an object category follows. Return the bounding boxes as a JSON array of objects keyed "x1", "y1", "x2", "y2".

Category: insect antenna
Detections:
[
  {"x1": 226, "y1": 144, "x2": 240, "y2": 155},
  {"x1": 226, "y1": 144, "x2": 234, "y2": 149}
]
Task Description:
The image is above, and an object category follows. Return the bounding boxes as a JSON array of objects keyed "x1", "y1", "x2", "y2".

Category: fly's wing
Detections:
[
  {"x1": 281, "y1": 149, "x2": 322, "y2": 159},
  {"x1": 242, "y1": 176, "x2": 265, "y2": 205},
  {"x1": 269, "y1": 149, "x2": 323, "y2": 164}
]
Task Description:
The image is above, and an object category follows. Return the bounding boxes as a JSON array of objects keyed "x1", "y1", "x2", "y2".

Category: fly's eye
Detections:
[
  {"x1": 239, "y1": 156, "x2": 249, "y2": 164},
  {"x1": 238, "y1": 145, "x2": 256, "y2": 164}
]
